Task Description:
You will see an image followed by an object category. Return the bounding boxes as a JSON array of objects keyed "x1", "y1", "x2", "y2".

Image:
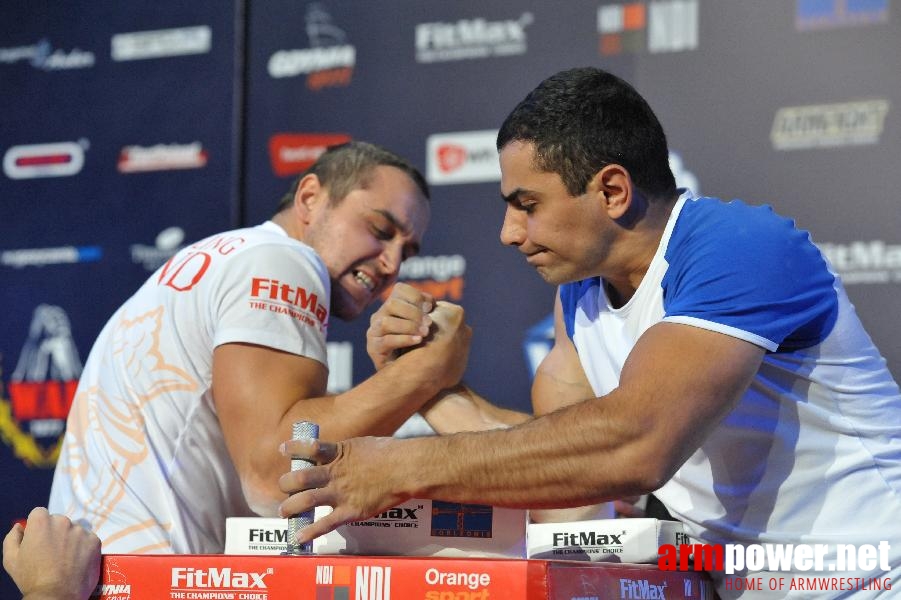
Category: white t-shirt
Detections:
[
  {"x1": 561, "y1": 192, "x2": 901, "y2": 598},
  {"x1": 49, "y1": 221, "x2": 330, "y2": 554}
]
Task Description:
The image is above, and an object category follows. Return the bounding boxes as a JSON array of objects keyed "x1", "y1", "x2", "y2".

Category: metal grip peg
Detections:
[{"x1": 284, "y1": 420, "x2": 318, "y2": 555}]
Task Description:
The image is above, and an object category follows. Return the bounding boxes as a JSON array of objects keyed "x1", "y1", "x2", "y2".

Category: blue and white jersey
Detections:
[{"x1": 560, "y1": 191, "x2": 901, "y2": 597}]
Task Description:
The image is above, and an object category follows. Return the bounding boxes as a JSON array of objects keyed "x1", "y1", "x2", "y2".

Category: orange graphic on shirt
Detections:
[{"x1": 60, "y1": 306, "x2": 198, "y2": 551}]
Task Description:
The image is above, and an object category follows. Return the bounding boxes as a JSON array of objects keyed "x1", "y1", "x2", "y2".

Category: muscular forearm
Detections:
[
  {"x1": 243, "y1": 350, "x2": 447, "y2": 514},
  {"x1": 282, "y1": 355, "x2": 444, "y2": 442},
  {"x1": 419, "y1": 385, "x2": 530, "y2": 434},
  {"x1": 393, "y1": 391, "x2": 668, "y2": 509}
]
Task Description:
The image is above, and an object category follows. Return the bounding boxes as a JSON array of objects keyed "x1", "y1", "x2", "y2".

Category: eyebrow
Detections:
[
  {"x1": 502, "y1": 187, "x2": 534, "y2": 205},
  {"x1": 372, "y1": 208, "x2": 420, "y2": 255}
]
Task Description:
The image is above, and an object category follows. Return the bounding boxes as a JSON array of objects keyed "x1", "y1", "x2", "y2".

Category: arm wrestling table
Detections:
[{"x1": 93, "y1": 554, "x2": 714, "y2": 599}]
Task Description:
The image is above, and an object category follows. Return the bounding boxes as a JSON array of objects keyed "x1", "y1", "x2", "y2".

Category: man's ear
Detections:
[
  {"x1": 293, "y1": 174, "x2": 326, "y2": 223},
  {"x1": 590, "y1": 164, "x2": 632, "y2": 220}
]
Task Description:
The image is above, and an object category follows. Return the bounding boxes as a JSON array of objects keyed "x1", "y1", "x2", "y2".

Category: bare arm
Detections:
[
  {"x1": 280, "y1": 320, "x2": 765, "y2": 541},
  {"x1": 419, "y1": 384, "x2": 530, "y2": 433},
  {"x1": 214, "y1": 301, "x2": 471, "y2": 516},
  {"x1": 369, "y1": 282, "x2": 529, "y2": 434},
  {"x1": 526, "y1": 291, "x2": 619, "y2": 522},
  {"x1": 422, "y1": 292, "x2": 592, "y2": 435},
  {"x1": 531, "y1": 290, "x2": 596, "y2": 415}
]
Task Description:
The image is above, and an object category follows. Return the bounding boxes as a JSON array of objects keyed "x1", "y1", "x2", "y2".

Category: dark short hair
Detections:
[
  {"x1": 496, "y1": 67, "x2": 676, "y2": 199},
  {"x1": 275, "y1": 141, "x2": 430, "y2": 214}
]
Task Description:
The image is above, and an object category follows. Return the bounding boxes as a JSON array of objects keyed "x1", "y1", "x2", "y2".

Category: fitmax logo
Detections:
[
  {"x1": 620, "y1": 578, "x2": 667, "y2": 599},
  {"x1": 374, "y1": 507, "x2": 420, "y2": 520},
  {"x1": 249, "y1": 528, "x2": 288, "y2": 543},
  {"x1": 553, "y1": 531, "x2": 626, "y2": 547},
  {"x1": 171, "y1": 567, "x2": 272, "y2": 589}
]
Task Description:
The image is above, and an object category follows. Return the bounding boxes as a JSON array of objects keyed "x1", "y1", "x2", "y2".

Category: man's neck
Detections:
[{"x1": 602, "y1": 195, "x2": 678, "y2": 308}]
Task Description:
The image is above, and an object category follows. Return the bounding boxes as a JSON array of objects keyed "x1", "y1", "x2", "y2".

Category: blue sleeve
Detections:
[
  {"x1": 661, "y1": 199, "x2": 838, "y2": 352},
  {"x1": 559, "y1": 277, "x2": 600, "y2": 340}
]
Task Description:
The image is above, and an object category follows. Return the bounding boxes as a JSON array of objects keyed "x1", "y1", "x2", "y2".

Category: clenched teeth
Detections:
[{"x1": 354, "y1": 271, "x2": 375, "y2": 291}]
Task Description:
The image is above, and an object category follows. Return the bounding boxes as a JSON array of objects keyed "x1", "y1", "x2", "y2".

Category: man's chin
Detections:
[
  {"x1": 535, "y1": 266, "x2": 582, "y2": 286},
  {"x1": 330, "y1": 290, "x2": 370, "y2": 321}
]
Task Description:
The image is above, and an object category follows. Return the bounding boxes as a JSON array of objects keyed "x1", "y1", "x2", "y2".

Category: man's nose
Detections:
[
  {"x1": 499, "y1": 205, "x2": 526, "y2": 247},
  {"x1": 379, "y1": 242, "x2": 403, "y2": 276}
]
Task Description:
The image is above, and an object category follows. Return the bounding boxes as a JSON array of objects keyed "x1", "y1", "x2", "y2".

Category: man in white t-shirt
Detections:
[{"x1": 46, "y1": 141, "x2": 471, "y2": 554}]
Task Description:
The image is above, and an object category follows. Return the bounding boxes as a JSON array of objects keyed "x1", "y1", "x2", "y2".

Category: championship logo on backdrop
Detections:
[
  {"x1": 267, "y1": 3, "x2": 356, "y2": 90},
  {"x1": 0, "y1": 304, "x2": 82, "y2": 467}
]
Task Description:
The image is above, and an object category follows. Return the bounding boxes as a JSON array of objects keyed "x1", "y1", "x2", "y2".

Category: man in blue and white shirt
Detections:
[{"x1": 282, "y1": 68, "x2": 901, "y2": 599}]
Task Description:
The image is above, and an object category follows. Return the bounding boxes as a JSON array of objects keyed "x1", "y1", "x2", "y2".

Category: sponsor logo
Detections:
[
  {"x1": 316, "y1": 564, "x2": 352, "y2": 598},
  {"x1": 796, "y1": 0, "x2": 889, "y2": 31},
  {"x1": 171, "y1": 566, "x2": 273, "y2": 589},
  {"x1": 131, "y1": 227, "x2": 186, "y2": 272},
  {"x1": 597, "y1": 1, "x2": 698, "y2": 56},
  {"x1": 426, "y1": 130, "x2": 500, "y2": 185},
  {"x1": 1, "y1": 245, "x2": 102, "y2": 268},
  {"x1": 118, "y1": 142, "x2": 207, "y2": 173},
  {"x1": 0, "y1": 305, "x2": 82, "y2": 467},
  {"x1": 355, "y1": 566, "x2": 392, "y2": 600},
  {"x1": 550, "y1": 529, "x2": 629, "y2": 557},
  {"x1": 349, "y1": 505, "x2": 423, "y2": 529},
  {"x1": 3, "y1": 140, "x2": 88, "y2": 179},
  {"x1": 424, "y1": 567, "x2": 492, "y2": 599},
  {"x1": 248, "y1": 277, "x2": 329, "y2": 330},
  {"x1": 620, "y1": 578, "x2": 667, "y2": 599},
  {"x1": 383, "y1": 255, "x2": 467, "y2": 303},
  {"x1": 95, "y1": 583, "x2": 131, "y2": 600},
  {"x1": 245, "y1": 526, "x2": 290, "y2": 554},
  {"x1": 95, "y1": 560, "x2": 132, "y2": 600},
  {"x1": 819, "y1": 240, "x2": 901, "y2": 284},
  {"x1": 316, "y1": 565, "x2": 391, "y2": 600},
  {"x1": 416, "y1": 13, "x2": 533, "y2": 63},
  {"x1": 269, "y1": 133, "x2": 352, "y2": 177},
  {"x1": 111, "y1": 25, "x2": 212, "y2": 61},
  {"x1": 771, "y1": 99, "x2": 890, "y2": 150},
  {"x1": 268, "y1": 4, "x2": 355, "y2": 90},
  {"x1": 249, "y1": 528, "x2": 288, "y2": 544},
  {"x1": 0, "y1": 38, "x2": 95, "y2": 70},
  {"x1": 431, "y1": 502, "x2": 493, "y2": 538}
]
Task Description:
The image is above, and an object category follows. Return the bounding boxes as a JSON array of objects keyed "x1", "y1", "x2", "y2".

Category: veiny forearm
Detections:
[
  {"x1": 420, "y1": 384, "x2": 530, "y2": 434},
  {"x1": 247, "y1": 354, "x2": 445, "y2": 508},
  {"x1": 392, "y1": 389, "x2": 667, "y2": 510},
  {"x1": 280, "y1": 357, "x2": 444, "y2": 442}
]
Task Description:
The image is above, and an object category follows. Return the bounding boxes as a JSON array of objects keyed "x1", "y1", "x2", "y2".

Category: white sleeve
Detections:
[{"x1": 210, "y1": 242, "x2": 330, "y2": 367}]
